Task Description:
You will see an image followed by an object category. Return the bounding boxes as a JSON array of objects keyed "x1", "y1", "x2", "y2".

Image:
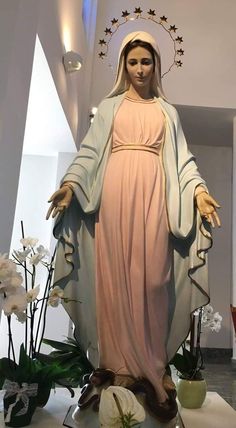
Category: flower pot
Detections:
[
  {"x1": 177, "y1": 378, "x2": 207, "y2": 409},
  {"x1": 3, "y1": 381, "x2": 38, "y2": 427},
  {"x1": 36, "y1": 381, "x2": 52, "y2": 407}
]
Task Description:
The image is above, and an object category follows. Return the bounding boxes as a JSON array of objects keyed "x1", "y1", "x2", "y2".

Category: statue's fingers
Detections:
[
  {"x1": 52, "y1": 206, "x2": 64, "y2": 218},
  {"x1": 207, "y1": 195, "x2": 221, "y2": 208},
  {"x1": 47, "y1": 191, "x2": 60, "y2": 203},
  {"x1": 212, "y1": 210, "x2": 221, "y2": 227},
  {"x1": 206, "y1": 213, "x2": 215, "y2": 228},
  {"x1": 46, "y1": 203, "x2": 55, "y2": 220}
]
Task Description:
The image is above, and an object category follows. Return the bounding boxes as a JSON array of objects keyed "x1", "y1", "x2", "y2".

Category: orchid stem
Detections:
[
  {"x1": 7, "y1": 316, "x2": 16, "y2": 365},
  {"x1": 37, "y1": 262, "x2": 55, "y2": 353},
  {"x1": 196, "y1": 307, "x2": 204, "y2": 367},
  {"x1": 20, "y1": 220, "x2": 28, "y2": 354},
  {"x1": 35, "y1": 248, "x2": 56, "y2": 354}
]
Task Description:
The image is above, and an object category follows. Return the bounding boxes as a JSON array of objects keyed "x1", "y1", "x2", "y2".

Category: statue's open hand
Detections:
[
  {"x1": 196, "y1": 192, "x2": 221, "y2": 228},
  {"x1": 46, "y1": 186, "x2": 73, "y2": 220}
]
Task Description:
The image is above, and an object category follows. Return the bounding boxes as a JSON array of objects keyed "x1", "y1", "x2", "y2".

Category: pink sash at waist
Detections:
[{"x1": 111, "y1": 144, "x2": 159, "y2": 155}]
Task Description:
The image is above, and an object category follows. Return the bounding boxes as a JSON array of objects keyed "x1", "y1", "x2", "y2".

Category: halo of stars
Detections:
[{"x1": 98, "y1": 7, "x2": 184, "y2": 78}]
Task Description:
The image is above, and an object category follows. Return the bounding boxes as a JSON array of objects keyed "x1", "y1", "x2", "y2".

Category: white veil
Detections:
[{"x1": 106, "y1": 31, "x2": 166, "y2": 99}]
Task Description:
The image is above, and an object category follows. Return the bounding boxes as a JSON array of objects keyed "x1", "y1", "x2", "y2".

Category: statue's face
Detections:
[{"x1": 126, "y1": 46, "x2": 154, "y2": 92}]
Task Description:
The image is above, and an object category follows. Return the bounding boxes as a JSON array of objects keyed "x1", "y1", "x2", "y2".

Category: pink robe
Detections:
[{"x1": 95, "y1": 96, "x2": 172, "y2": 402}]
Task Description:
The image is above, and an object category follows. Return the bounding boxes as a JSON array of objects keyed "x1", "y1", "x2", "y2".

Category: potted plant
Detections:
[
  {"x1": 0, "y1": 223, "x2": 75, "y2": 427},
  {"x1": 170, "y1": 304, "x2": 222, "y2": 409},
  {"x1": 38, "y1": 336, "x2": 94, "y2": 387}
]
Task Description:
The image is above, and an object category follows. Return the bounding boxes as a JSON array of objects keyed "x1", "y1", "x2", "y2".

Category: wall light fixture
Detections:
[{"x1": 63, "y1": 51, "x2": 83, "y2": 73}]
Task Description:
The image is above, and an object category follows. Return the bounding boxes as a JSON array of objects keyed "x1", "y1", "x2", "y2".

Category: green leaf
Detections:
[
  {"x1": 0, "y1": 357, "x2": 17, "y2": 383},
  {"x1": 170, "y1": 346, "x2": 201, "y2": 379},
  {"x1": 42, "y1": 338, "x2": 76, "y2": 352},
  {"x1": 19, "y1": 344, "x2": 28, "y2": 366},
  {"x1": 170, "y1": 353, "x2": 188, "y2": 373},
  {"x1": 65, "y1": 337, "x2": 79, "y2": 346}
]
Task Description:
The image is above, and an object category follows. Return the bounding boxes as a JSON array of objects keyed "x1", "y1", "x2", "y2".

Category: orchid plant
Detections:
[
  {"x1": 170, "y1": 304, "x2": 223, "y2": 380},
  {"x1": 0, "y1": 222, "x2": 72, "y2": 388},
  {"x1": 201, "y1": 304, "x2": 222, "y2": 332}
]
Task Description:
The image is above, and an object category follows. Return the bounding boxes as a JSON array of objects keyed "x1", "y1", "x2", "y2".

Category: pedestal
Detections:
[
  {"x1": 1, "y1": 389, "x2": 236, "y2": 428},
  {"x1": 66, "y1": 404, "x2": 179, "y2": 428},
  {"x1": 179, "y1": 392, "x2": 236, "y2": 428}
]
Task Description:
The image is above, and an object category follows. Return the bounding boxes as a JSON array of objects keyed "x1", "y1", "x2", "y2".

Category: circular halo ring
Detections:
[{"x1": 98, "y1": 7, "x2": 184, "y2": 78}]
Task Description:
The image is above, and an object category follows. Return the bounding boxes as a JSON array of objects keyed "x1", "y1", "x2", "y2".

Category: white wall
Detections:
[
  {"x1": 10, "y1": 155, "x2": 58, "y2": 251},
  {"x1": 0, "y1": 0, "x2": 38, "y2": 252}
]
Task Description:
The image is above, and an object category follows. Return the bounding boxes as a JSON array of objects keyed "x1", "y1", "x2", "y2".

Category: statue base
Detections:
[{"x1": 63, "y1": 404, "x2": 181, "y2": 427}]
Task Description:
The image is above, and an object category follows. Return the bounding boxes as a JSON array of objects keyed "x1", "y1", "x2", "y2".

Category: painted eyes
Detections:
[{"x1": 128, "y1": 59, "x2": 153, "y2": 66}]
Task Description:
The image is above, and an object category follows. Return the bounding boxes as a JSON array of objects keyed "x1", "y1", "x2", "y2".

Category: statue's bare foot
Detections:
[{"x1": 163, "y1": 373, "x2": 176, "y2": 392}]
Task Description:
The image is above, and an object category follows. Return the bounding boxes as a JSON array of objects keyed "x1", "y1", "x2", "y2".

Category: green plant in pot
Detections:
[
  {"x1": 38, "y1": 336, "x2": 94, "y2": 387},
  {"x1": 170, "y1": 305, "x2": 222, "y2": 409},
  {"x1": 0, "y1": 223, "x2": 75, "y2": 427}
]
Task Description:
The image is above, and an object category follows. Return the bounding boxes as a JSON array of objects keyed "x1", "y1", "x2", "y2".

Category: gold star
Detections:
[
  {"x1": 160, "y1": 15, "x2": 168, "y2": 22},
  {"x1": 134, "y1": 7, "x2": 142, "y2": 14},
  {"x1": 104, "y1": 27, "x2": 112, "y2": 36},
  {"x1": 175, "y1": 60, "x2": 183, "y2": 67},
  {"x1": 111, "y1": 18, "x2": 118, "y2": 25},
  {"x1": 177, "y1": 49, "x2": 184, "y2": 56},
  {"x1": 176, "y1": 36, "x2": 183, "y2": 43},
  {"x1": 99, "y1": 39, "x2": 106, "y2": 46},
  {"x1": 169, "y1": 25, "x2": 178, "y2": 32},
  {"x1": 99, "y1": 52, "x2": 106, "y2": 59},
  {"x1": 147, "y1": 9, "x2": 156, "y2": 17},
  {"x1": 122, "y1": 10, "x2": 130, "y2": 18}
]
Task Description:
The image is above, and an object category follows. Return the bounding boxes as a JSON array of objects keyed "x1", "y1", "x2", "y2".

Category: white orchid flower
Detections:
[
  {"x1": 0, "y1": 252, "x2": 8, "y2": 263},
  {"x1": 3, "y1": 285, "x2": 26, "y2": 298},
  {"x1": 37, "y1": 245, "x2": 50, "y2": 256},
  {"x1": 26, "y1": 285, "x2": 40, "y2": 303},
  {"x1": 29, "y1": 245, "x2": 50, "y2": 265},
  {"x1": 20, "y1": 237, "x2": 39, "y2": 248},
  {"x1": 13, "y1": 248, "x2": 31, "y2": 262},
  {"x1": 0, "y1": 272, "x2": 23, "y2": 295},
  {"x1": 211, "y1": 321, "x2": 222, "y2": 332},
  {"x1": 16, "y1": 311, "x2": 27, "y2": 323},
  {"x1": 3, "y1": 292, "x2": 28, "y2": 316},
  {"x1": 5, "y1": 272, "x2": 23, "y2": 288},
  {"x1": 29, "y1": 253, "x2": 44, "y2": 266},
  {"x1": 47, "y1": 286, "x2": 64, "y2": 307},
  {"x1": 202, "y1": 313, "x2": 208, "y2": 323},
  {"x1": 99, "y1": 386, "x2": 145, "y2": 427},
  {"x1": 213, "y1": 312, "x2": 223, "y2": 323},
  {"x1": 0, "y1": 253, "x2": 17, "y2": 281},
  {"x1": 204, "y1": 304, "x2": 214, "y2": 315},
  {"x1": 202, "y1": 306, "x2": 222, "y2": 333}
]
